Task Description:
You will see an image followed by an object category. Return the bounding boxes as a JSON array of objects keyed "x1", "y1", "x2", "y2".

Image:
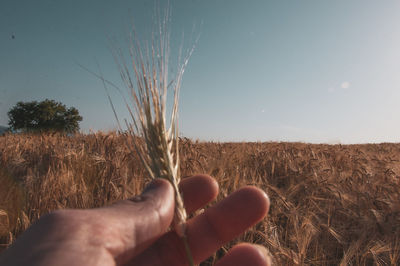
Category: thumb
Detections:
[{"x1": 95, "y1": 178, "x2": 175, "y2": 264}]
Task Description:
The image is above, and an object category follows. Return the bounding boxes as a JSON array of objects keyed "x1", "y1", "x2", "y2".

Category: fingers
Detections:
[
  {"x1": 95, "y1": 175, "x2": 218, "y2": 264},
  {"x1": 215, "y1": 244, "x2": 272, "y2": 266},
  {"x1": 188, "y1": 186, "x2": 270, "y2": 263},
  {"x1": 179, "y1": 174, "x2": 219, "y2": 214},
  {"x1": 128, "y1": 186, "x2": 270, "y2": 266}
]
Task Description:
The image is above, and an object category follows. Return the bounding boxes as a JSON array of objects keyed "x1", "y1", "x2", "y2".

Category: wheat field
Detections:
[{"x1": 0, "y1": 132, "x2": 399, "y2": 265}]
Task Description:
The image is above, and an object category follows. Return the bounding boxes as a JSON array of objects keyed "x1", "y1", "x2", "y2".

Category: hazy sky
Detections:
[{"x1": 1, "y1": 0, "x2": 400, "y2": 143}]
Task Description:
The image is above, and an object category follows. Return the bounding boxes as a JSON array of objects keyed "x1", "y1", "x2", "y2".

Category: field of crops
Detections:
[{"x1": 1, "y1": 133, "x2": 399, "y2": 265}]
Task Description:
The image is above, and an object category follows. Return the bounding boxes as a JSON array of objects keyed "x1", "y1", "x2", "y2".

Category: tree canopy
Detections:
[{"x1": 7, "y1": 99, "x2": 82, "y2": 133}]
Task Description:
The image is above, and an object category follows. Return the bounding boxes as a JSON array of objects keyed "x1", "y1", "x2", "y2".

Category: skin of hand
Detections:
[{"x1": 0, "y1": 174, "x2": 271, "y2": 266}]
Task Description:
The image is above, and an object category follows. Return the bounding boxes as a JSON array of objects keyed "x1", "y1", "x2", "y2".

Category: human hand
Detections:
[{"x1": 0, "y1": 175, "x2": 271, "y2": 266}]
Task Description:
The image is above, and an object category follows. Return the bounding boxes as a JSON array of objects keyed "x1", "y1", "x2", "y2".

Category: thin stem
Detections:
[{"x1": 182, "y1": 234, "x2": 195, "y2": 266}]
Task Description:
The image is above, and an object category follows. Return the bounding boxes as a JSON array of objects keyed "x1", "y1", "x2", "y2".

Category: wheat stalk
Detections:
[{"x1": 110, "y1": 7, "x2": 196, "y2": 266}]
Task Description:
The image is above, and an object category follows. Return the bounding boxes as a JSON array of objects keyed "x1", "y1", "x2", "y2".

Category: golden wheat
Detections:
[
  {"x1": 107, "y1": 8, "x2": 196, "y2": 265},
  {"x1": 1, "y1": 134, "x2": 400, "y2": 264}
]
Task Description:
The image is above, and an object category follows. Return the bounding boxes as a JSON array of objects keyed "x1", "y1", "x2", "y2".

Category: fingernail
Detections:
[
  {"x1": 141, "y1": 179, "x2": 164, "y2": 195},
  {"x1": 254, "y1": 245, "x2": 272, "y2": 265}
]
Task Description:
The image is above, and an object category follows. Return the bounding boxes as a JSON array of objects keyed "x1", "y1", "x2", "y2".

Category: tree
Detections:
[{"x1": 7, "y1": 99, "x2": 83, "y2": 133}]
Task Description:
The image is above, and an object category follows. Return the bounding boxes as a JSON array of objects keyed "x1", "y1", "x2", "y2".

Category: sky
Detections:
[{"x1": 1, "y1": 0, "x2": 400, "y2": 144}]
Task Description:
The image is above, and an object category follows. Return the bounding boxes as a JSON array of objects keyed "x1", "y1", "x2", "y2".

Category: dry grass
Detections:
[{"x1": 1, "y1": 133, "x2": 400, "y2": 265}]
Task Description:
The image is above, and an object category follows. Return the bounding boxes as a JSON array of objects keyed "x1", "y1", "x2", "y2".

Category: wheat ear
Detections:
[{"x1": 111, "y1": 10, "x2": 195, "y2": 266}]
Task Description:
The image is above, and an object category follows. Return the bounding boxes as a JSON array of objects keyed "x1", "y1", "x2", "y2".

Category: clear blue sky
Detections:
[{"x1": 1, "y1": 0, "x2": 400, "y2": 143}]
